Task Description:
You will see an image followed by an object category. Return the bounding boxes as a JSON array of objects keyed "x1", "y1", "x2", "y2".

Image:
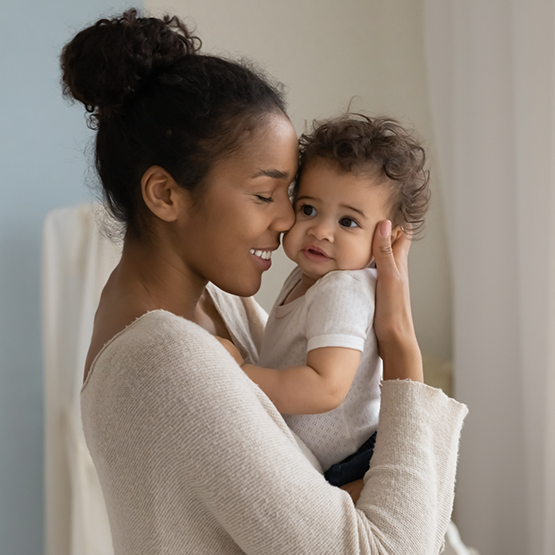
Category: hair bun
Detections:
[{"x1": 61, "y1": 9, "x2": 201, "y2": 125}]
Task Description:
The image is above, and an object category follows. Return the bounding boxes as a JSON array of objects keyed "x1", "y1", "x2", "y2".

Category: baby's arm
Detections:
[
  {"x1": 217, "y1": 335, "x2": 361, "y2": 413},
  {"x1": 242, "y1": 347, "x2": 360, "y2": 414}
]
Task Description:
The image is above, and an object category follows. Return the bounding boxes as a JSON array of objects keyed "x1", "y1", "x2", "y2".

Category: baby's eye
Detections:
[
  {"x1": 339, "y1": 217, "x2": 358, "y2": 228},
  {"x1": 300, "y1": 204, "x2": 316, "y2": 217}
]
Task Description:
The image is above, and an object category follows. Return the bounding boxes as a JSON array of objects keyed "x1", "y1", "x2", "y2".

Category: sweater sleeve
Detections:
[{"x1": 139, "y1": 316, "x2": 467, "y2": 554}]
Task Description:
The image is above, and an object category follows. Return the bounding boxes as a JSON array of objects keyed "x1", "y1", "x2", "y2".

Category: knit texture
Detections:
[{"x1": 81, "y1": 295, "x2": 467, "y2": 554}]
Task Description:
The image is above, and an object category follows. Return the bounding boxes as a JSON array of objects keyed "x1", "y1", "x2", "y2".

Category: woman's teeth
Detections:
[{"x1": 250, "y1": 249, "x2": 272, "y2": 260}]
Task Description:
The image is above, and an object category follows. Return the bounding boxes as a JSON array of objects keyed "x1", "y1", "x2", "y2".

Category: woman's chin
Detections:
[{"x1": 212, "y1": 275, "x2": 262, "y2": 298}]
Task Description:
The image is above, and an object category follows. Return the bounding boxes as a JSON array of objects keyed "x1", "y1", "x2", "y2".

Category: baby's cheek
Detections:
[
  {"x1": 283, "y1": 221, "x2": 300, "y2": 242},
  {"x1": 281, "y1": 226, "x2": 297, "y2": 259},
  {"x1": 283, "y1": 222, "x2": 308, "y2": 264},
  {"x1": 355, "y1": 238, "x2": 375, "y2": 269}
]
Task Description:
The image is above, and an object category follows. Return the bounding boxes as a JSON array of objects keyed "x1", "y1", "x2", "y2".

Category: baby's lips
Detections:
[{"x1": 303, "y1": 246, "x2": 332, "y2": 261}]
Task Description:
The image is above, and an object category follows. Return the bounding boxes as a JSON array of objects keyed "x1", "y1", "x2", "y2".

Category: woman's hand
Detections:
[
  {"x1": 216, "y1": 337, "x2": 244, "y2": 366},
  {"x1": 372, "y1": 221, "x2": 423, "y2": 382}
]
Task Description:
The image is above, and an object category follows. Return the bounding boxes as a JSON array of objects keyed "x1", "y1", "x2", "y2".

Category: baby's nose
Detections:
[{"x1": 308, "y1": 220, "x2": 334, "y2": 241}]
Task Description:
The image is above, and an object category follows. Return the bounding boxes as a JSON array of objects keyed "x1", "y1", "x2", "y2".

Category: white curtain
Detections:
[
  {"x1": 424, "y1": 2, "x2": 555, "y2": 554},
  {"x1": 43, "y1": 205, "x2": 120, "y2": 555}
]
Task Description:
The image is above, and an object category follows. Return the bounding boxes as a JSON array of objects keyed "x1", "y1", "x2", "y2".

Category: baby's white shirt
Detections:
[{"x1": 258, "y1": 266, "x2": 382, "y2": 471}]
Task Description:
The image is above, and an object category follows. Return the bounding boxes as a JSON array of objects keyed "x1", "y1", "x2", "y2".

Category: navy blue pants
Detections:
[{"x1": 324, "y1": 432, "x2": 377, "y2": 487}]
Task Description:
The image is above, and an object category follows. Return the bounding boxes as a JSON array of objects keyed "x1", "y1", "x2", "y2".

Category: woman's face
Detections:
[{"x1": 177, "y1": 114, "x2": 298, "y2": 297}]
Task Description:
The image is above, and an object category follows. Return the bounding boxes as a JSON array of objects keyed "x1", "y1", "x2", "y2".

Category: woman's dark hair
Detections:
[
  {"x1": 61, "y1": 9, "x2": 287, "y2": 237},
  {"x1": 296, "y1": 115, "x2": 431, "y2": 235}
]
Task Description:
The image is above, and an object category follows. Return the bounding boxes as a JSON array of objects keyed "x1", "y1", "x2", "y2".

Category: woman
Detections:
[{"x1": 63, "y1": 10, "x2": 467, "y2": 554}]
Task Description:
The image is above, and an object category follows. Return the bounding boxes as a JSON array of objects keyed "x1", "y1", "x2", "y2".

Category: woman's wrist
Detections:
[{"x1": 380, "y1": 338, "x2": 423, "y2": 382}]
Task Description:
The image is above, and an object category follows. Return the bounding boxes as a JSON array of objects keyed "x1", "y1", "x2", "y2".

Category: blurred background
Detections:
[{"x1": 1, "y1": 1, "x2": 554, "y2": 554}]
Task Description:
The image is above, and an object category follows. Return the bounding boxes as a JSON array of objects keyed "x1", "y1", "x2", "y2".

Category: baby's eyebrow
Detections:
[
  {"x1": 341, "y1": 204, "x2": 367, "y2": 218},
  {"x1": 251, "y1": 169, "x2": 289, "y2": 179},
  {"x1": 293, "y1": 195, "x2": 314, "y2": 207},
  {"x1": 295, "y1": 196, "x2": 367, "y2": 219}
]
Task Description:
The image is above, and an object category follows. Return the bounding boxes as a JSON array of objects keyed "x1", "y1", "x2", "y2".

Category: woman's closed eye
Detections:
[
  {"x1": 255, "y1": 194, "x2": 274, "y2": 203},
  {"x1": 339, "y1": 217, "x2": 359, "y2": 228}
]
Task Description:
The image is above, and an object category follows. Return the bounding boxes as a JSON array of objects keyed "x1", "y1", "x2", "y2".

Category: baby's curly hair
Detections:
[{"x1": 296, "y1": 114, "x2": 431, "y2": 236}]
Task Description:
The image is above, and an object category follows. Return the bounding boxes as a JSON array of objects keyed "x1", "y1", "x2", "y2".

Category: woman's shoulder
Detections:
[
  {"x1": 99, "y1": 309, "x2": 207, "y2": 353},
  {"x1": 82, "y1": 310, "x2": 222, "y2": 392},
  {"x1": 81, "y1": 307, "x2": 302, "y2": 454}
]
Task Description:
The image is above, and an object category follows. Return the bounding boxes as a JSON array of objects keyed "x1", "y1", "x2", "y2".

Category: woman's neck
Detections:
[
  {"x1": 113, "y1": 234, "x2": 208, "y2": 321},
  {"x1": 84, "y1": 233, "x2": 220, "y2": 383}
]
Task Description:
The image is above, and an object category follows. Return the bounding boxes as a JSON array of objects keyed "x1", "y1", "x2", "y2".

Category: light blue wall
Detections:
[{"x1": 0, "y1": 2, "x2": 138, "y2": 553}]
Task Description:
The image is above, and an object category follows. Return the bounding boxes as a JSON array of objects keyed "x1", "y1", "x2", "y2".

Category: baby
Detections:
[{"x1": 228, "y1": 115, "x2": 429, "y2": 486}]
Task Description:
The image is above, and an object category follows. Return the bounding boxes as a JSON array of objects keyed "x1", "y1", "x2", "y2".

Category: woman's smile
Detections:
[{"x1": 250, "y1": 248, "x2": 275, "y2": 269}]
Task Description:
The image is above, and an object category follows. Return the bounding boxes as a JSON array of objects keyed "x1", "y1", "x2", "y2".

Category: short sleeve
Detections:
[{"x1": 304, "y1": 269, "x2": 376, "y2": 353}]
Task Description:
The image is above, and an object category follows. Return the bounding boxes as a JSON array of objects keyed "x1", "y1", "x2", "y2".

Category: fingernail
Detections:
[{"x1": 380, "y1": 220, "x2": 392, "y2": 238}]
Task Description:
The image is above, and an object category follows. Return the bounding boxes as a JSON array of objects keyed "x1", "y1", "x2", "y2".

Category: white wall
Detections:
[{"x1": 145, "y1": 0, "x2": 453, "y2": 361}]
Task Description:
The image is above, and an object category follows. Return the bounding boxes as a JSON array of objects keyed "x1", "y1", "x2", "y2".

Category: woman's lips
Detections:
[
  {"x1": 250, "y1": 248, "x2": 273, "y2": 270},
  {"x1": 303, "y1": 246, "x2": 331, "y2": 262}
]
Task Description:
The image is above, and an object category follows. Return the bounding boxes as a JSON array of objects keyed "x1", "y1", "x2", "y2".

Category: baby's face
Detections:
[{"x1": 283, "y1": 160, "x2": 391, "y2": 283}]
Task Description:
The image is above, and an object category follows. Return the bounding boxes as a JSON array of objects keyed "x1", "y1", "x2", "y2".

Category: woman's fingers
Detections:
[
  {"x1": 372, "y1": 220, "x2": 412, "y2": 277},
  {"x1": 372, "y1": 221, "x2": 404, "y2": 342},
  {"x1": 373, "y1": 220, "x2": 394, "y2": 271},
  {"x1": 391, "y1": 229, "x2": 412, "y2": 272},
  {"x1": 372, "y1": 221, "x2": 423, "y2": 382}
]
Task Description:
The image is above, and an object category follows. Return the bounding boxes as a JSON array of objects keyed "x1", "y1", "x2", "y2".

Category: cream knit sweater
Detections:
[{"x1": 81, "y1": 287, "x2": 467, "y2": 555}]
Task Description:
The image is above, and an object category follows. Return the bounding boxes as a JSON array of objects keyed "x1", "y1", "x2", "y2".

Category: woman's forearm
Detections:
[{"x1": 380, "y1": 338, "x2": 423, "y2": 382}]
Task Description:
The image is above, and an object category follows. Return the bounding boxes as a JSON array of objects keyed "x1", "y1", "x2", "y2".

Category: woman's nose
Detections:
[{"x1": 271, "y1": 194, "x2": 295, "y2": 232}]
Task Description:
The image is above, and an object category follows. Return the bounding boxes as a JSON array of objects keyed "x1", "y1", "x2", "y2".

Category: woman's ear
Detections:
[{"x1": 141, "y1": 166, "x2": 188, "y2": 223}]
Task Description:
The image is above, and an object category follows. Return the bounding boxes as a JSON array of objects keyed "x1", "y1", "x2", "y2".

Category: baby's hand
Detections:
[
  {"x1": 340, "y1": 478, "x2": 364, "y2": 505},
  {"x1": 216, "y1": 337, "x2": 244, "y2": 365}
]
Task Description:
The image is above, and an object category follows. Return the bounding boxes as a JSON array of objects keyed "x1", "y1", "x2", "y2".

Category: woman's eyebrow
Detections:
[{"x1": 251, "y1": 168, "x2": 289, "y2": 179}]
